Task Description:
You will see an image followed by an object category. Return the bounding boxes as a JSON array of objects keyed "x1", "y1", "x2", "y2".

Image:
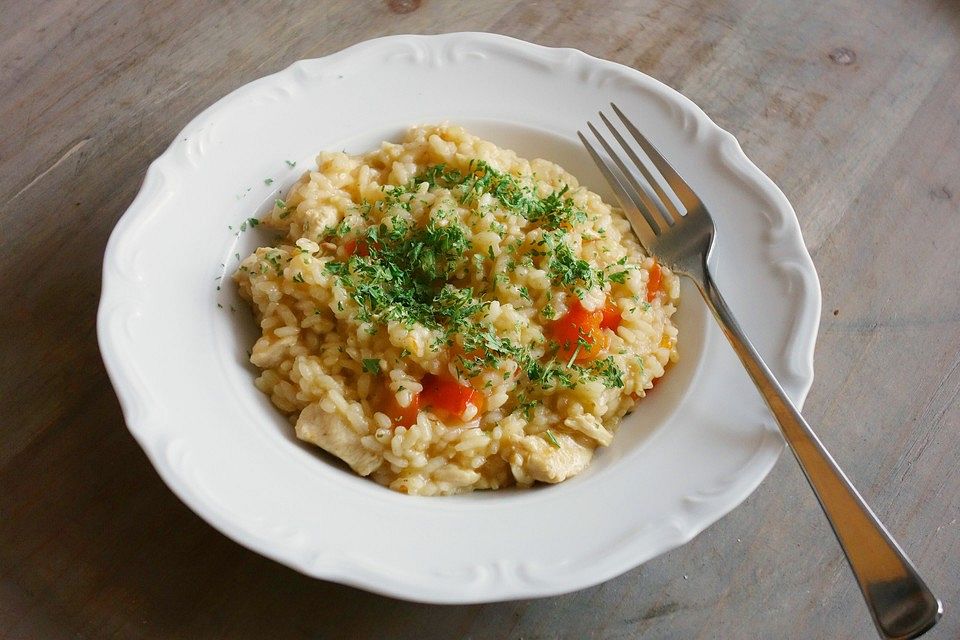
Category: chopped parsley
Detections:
[
  {"x1": 324, "y1": 214, "x2": 477, "y2": 337},
  {"x1": 543, "y1": 230, "x2": 605, "y2": 293},
  {"x1": 273, "y1": 199, "x2": 295, "y2": 220},
  {"x1": 590, "y1": 356, "x2": 625, "y2": 389},
  {"x1": 514, "y1": 394, "x2": 537, "y2": 419},
  {"x1": 526, "y1": 358, "x2": 577, "y2": 390},
  {"x1": 543, "y1": 430, "x2": 561, "y2": 448},
  {"x1": 413, "y1": 160, "x2": 588, "y2": 230},
  {"x1": 252, "y1": 160, "x2": 644, "y2": 402},
  {"x1": 264, "y1": 250, "x2": 284, "y2": 274}
]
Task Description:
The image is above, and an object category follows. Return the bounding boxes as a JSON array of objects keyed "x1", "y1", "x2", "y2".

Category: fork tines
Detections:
[{"x1": 578, "y1": 103, "x2": 700, "y2": 242}]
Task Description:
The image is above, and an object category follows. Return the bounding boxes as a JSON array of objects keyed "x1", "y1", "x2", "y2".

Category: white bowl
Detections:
[{"x1": 97, "y1": 33, "x2": 820, "y2": 603}]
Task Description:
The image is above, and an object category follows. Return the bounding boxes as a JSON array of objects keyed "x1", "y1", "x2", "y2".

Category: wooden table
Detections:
[{"x1": 3, "y1": 1, "x2": 958, "y2": 638}]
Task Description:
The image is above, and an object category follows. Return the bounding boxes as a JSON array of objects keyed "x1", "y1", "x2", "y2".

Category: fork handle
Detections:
[{"x1": 697, "y1": 269, "x2": 942, "y2": 640}]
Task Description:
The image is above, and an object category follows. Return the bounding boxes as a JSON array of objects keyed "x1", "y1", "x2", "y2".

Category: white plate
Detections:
[{"x1": 98, "y1": 33, "x2": 820, "y2": 603}]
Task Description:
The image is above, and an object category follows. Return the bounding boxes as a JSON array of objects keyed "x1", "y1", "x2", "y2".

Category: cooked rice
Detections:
[{"x1": 234, "y1": 124, "x2": 679, "y2": 495}]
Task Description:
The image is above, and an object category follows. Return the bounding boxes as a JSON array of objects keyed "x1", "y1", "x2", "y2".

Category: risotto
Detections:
[{"x1": 234, "y1": 125, "x2": 680, "y2": 495}]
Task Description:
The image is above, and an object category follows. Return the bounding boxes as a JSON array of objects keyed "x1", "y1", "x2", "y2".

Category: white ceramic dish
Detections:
[{"x1": 98, "y1": 33, "x2": 820, "y2": 603}]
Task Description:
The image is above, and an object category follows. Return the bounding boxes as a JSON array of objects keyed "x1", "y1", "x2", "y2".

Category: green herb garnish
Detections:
[
  {"x1": 413, "y1": 160, "x2": 587, "y2": 230},
  {"x1": 544, "y1": 430, "x2": 561, "y2": 448},
  {"x1": 313, "y1": 164, "x2": 641, "y2": 400},
  {"x1": 590, "y1": 356, "x2": 625, "y2": 389}
]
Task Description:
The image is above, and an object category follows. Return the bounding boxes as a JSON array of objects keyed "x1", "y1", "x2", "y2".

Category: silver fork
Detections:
[{"x1": 579, "y1": 104, "x2": 942, "y2": 640}]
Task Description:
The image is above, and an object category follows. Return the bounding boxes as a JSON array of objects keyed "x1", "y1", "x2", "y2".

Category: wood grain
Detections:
[{"x1": 2, "y1": 1, "x2": 958, "y2": 638}]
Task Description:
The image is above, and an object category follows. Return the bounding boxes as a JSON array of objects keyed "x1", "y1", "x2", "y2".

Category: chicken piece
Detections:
[
  {"x1": 514, "y1": 431, "x2": 594, "y2": 484},
  {"x1": 295, "y1": 402, "x2": 382, "y2": 476}
]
